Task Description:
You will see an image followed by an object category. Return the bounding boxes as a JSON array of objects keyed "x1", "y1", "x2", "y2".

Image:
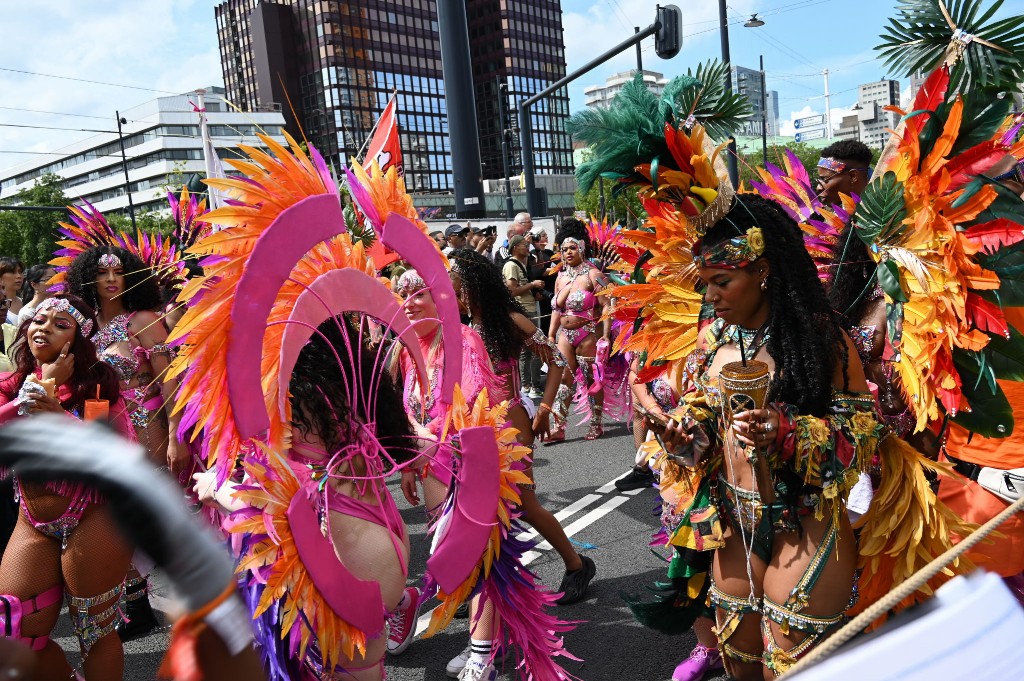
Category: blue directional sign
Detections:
[
  {"x1": 795, "y1": 128, "x2": 826, "y2": 143},
  {"x1": 794, "y1": 114, "x2": 825, "y2": 130}
]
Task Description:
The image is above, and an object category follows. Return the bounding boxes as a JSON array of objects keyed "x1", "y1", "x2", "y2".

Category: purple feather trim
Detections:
[
  {"x1": 481, "y1": 520, "x2": 582, "y2": 681},
  {"x1": 343, "y1": 167, "x2": 382, "y2": 230}
]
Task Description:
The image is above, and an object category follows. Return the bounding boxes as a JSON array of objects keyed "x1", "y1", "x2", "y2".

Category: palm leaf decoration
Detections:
[
  {"x1": 668, "y1": 61, "x2": 752, "y2": 142},
  {"x1": 878, "y1": 0, "x2": 1024, "y2": 92},
  {"x1": 567, "y1": 61, "x2": 750, "y2": 194}
]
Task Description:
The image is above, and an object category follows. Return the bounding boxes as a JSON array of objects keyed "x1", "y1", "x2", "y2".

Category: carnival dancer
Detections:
[
  {"x1": 568, "y1": 60, "x2": 974, "y2": 678},
  {"x1": 170, "y1": 136, "x2": 578, "y2": 681},
  {"x1": 443, "y1": 248, "x2": 596, "y2": 677},
  {"x1": 822, "y1": 0, "x2": 1024, "y2": 602},
  {"x1": 545, "y1": 236, "x2": 612, "y2": 441},
  {"x1": 64, "y1": 245, "x2": 183, "y2": 640},
  {"x1": 0, "y1": 415, "x2": 266, "y2": 681},
  {"x1": 389, "y1": 268, "x2": 502, "y2": 672},
  {"x1": 0, "y1": 294, "x2": 134, "y2": 680},
  {"x1": 195, "y1": 318, "x2": 417, "y2": 681}
]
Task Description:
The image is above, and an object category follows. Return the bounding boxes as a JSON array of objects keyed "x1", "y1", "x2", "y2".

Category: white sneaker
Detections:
[
  {"x1": 448, "y1": 646, "x2": 510, "y2": 678},
  {"x1": 528, "y1": 387, "x2": 544, "y2": 399},
  {"x1": 457, "y1": 660, "x2": 497, "y2": 681},
  {"x1": 446, "y1": 645, "x2": 471, "y2": 678}
]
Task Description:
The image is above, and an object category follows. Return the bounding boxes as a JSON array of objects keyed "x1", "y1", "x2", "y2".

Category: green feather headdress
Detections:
[{"x1": 566, "y1": 60, "x2": 752, "y2": 197}]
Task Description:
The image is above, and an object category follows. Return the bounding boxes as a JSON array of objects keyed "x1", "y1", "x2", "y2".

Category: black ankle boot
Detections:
[{"x1": 115, "y1": 577, "x2": 160, "y2": 641}]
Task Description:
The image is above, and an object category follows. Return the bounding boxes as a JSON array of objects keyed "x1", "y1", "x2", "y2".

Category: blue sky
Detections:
[
  {"x1": 561, "y1": 0, "x2": 941, "y2": 135},
  {"x1": 0, "y1": 0, "x2": 1019, "y2": 174}
]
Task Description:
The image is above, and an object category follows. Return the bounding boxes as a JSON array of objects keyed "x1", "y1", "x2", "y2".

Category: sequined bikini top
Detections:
[{"x1": 92, "y1": 314, "x2": 139, "y2": 383}]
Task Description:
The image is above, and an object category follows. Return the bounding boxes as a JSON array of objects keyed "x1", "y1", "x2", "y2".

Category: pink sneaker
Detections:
[
  {"x1": 386, "y1": 587, "x2": 422, "y2": 655},
  {"x1": 672, "y1": 644, "x2": 724, "y2": 681}
]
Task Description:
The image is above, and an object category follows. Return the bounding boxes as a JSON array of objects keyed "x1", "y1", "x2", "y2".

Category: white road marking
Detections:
[
  {"x1": 413, "y1": 473, "x2": 647, "y2": 635},
  {"x1": 522, "y1": 494, "x2": 632, "y2": 559}
]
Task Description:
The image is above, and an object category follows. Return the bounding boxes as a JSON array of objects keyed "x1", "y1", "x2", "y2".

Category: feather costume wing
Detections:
[
  {"x1": 855, "y1": 4, "x2": 1024, "y2": 436},
  {"x1": 171, "y1": 132, "x2": 578, "y2": 679},
  {"x1": 743, "y1": 150, "x2": 853, "y2": 282}
]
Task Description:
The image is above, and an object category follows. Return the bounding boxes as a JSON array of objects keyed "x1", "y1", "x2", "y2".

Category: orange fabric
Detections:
[
  {"x1": 944, "y1": 381, "x2": 1024, "y2": 469},
  {"x1": 938, "y1": 470, "x2": 1024, "y2": 577},
  {"x1": 938, "y1": 305, "x2": 1024, "y2": 577}
]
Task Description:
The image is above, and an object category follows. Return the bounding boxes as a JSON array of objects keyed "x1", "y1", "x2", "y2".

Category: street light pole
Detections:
[
  {"x1": 635, "y1": 26, "x2": 643, "y2": 71},
  {"x1": 718, "y1": 0, "x2": 739, "y2": 188},
  {"x1": 519, "y1": 5, "x2": 680, "y2": 216},
  {"x1": 760, "y1": 55, "x2": 769, "y2": 166},
  {"x1": 115, "y1": 111, "x2": 137, "y2": 231},
  {"x1": 496, "y1": 78, "x2": 515, "y2": 220}
]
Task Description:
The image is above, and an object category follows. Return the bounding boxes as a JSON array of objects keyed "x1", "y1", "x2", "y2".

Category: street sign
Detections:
[
  {"x1": 795, "y1": 128, "x2": 826, "y2": 143},
  {"x1": 463, "y1": 196, "x2": 480, "y2": 205},
  {"x1": 794, "y1": 114, "x2": 825, "y2": 129}
]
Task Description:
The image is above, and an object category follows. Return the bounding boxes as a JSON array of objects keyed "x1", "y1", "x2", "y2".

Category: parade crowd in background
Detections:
[{"x1": 1, "y1": 2, "x2": 1024, "y2": 680}]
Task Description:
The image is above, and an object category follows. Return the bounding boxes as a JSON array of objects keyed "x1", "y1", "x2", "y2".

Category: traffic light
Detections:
[{"x1": 655, "y1": 5, "x2": 682, "y2": 59}]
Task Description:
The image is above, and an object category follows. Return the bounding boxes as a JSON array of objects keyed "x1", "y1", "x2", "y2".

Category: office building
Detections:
[
  {"x1": 730, "y1": 65, "x2": 779, "y2": 138},
  {"x1": 0, "y1": 86, "x2": 286, "y2": 215},
  {"x1": 215, "y1": 0, "x2": 573, "y2": 193},
  {"x1": 908, "y1": 70, "x2": 928, "y2": 105},
  {"x1": 853, "y1": 78, "x2": 902, "y2": 149},
  {"x1": 583, "y1": 69, "x2": 670, "y2": 109}
]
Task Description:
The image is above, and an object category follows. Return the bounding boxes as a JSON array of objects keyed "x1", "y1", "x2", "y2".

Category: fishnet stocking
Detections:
[
  {"x1": 136, "y1": 412, "x2": 168, "y2": 467},
  {"x1": 63, "y1": 504, "x2": 132, "y2": 681},
  {"x1": 0, "y1": 511, "x2": 71, "y2": 680}
]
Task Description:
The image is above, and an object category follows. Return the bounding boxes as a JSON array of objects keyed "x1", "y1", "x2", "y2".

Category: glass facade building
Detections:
[{"x1": 215, "y1": 0, "x2": 573, "y2": 193}]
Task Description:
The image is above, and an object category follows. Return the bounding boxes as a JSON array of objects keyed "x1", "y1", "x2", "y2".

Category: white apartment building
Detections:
[
  {"x1": 583, "y1": 69, "x2": 669, "y2": 109},
  {"x1": 0, "y1": 86, "x2": 287, "y2": 214},
  {"x1": 854, "y1": 79, "x2": 902, "y2": 149}
]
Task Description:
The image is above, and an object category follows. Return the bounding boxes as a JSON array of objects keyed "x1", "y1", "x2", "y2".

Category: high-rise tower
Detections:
[{"x1": 215, "y1": 0, "x2": 573, "y2": 192}]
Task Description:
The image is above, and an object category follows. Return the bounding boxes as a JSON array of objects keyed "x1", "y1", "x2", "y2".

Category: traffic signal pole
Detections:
[{"x1": 519, "y1": 5, "x2": 680, "y2": 217}]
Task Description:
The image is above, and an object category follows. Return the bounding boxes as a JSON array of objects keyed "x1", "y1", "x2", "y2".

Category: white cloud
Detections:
[
  {"x1": 563, "y1": 0, "x2": 759, "y2": 110},
  {"x1": 0, "y1": 0, "x2": 221, "y2": 175}
]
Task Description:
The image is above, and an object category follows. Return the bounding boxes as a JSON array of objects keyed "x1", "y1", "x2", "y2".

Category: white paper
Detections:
[{"x1": 789, "y1": 571, "x2": 1024, "y2": 681}]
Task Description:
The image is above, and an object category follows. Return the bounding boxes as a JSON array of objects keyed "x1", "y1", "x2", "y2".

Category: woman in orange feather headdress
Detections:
[{"x1": 567, "y1": 49, "x2": 976, "y2": 677}]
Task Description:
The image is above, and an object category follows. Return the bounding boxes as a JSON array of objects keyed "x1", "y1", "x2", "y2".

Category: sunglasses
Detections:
[{"x1": 814, "y1": 166, "x2": 868, "y2": 187}]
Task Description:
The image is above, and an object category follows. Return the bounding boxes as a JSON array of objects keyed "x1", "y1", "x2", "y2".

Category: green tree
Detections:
[
  {"x1": 107, "y1": 209, "x2": 176, "y2": 237},
  {"x1": 0, "y1": 173, "x2": 68, "y2": 265},
  {"x1": 160, "y1": 161, "x2": 191, "y2": 197},
  {"x1": 573, "y1": 149, "x2": 647, "y2": 226}
]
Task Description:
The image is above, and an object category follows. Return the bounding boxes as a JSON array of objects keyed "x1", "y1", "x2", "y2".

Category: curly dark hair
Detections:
[
  {"x1": 448, "y1": 248, "x2": 528, "y2": 363},
  {"x1": 65, "y1": 246, "x2": 163, "y2": 312},
  {"x1": 827, "y1": 226, "x2": 876, "y2": 329},
  {"x1": 288, "y1": 316, "x2": 416, "y2": 467},
  {"x1": 819, "y1": 140, "x2": 872, "y2": 167},
  {"x1": 0, "y1": 294, "x2": 121, "y2": 411},
  {"x1": 698, "y1": 195, "x2": 850, "y2": 416},
  {"x1": 555, "y1": 218, "x2": 591, "y2": 257}
]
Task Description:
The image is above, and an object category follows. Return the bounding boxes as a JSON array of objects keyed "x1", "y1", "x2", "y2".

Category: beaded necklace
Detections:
[
  {"x1": 727, "y1": 323, "x2": 771, "y2": 362},
  {"x1": 562, "y1": 262, "x2": 590, "y2": 280}
]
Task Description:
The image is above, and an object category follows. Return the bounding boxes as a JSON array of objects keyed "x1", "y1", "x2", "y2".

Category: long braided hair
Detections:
[
  {"x1": 827, "y1": 225, "x2": 876, "y2": 330},
  {"x1": 698, "y1": 195, "x2": 850, "y2": 416},
  {"x1": 448, "y1": 248, "x2": 528, "y2": 363}
]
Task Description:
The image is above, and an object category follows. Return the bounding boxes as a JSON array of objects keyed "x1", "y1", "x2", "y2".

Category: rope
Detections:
[{"x1": 783, "y1": 492, "x2": 1024, "y2": 677}]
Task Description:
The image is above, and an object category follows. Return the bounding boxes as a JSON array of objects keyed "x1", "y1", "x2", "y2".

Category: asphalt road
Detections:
[{"x1": 78, "y1": 416, "x2": 727, "y2": 681}]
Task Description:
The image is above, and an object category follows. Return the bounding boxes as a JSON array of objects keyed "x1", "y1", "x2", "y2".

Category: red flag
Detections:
[{"x1": 362, "y1": 97, "x2": 403, "y2": 177}]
